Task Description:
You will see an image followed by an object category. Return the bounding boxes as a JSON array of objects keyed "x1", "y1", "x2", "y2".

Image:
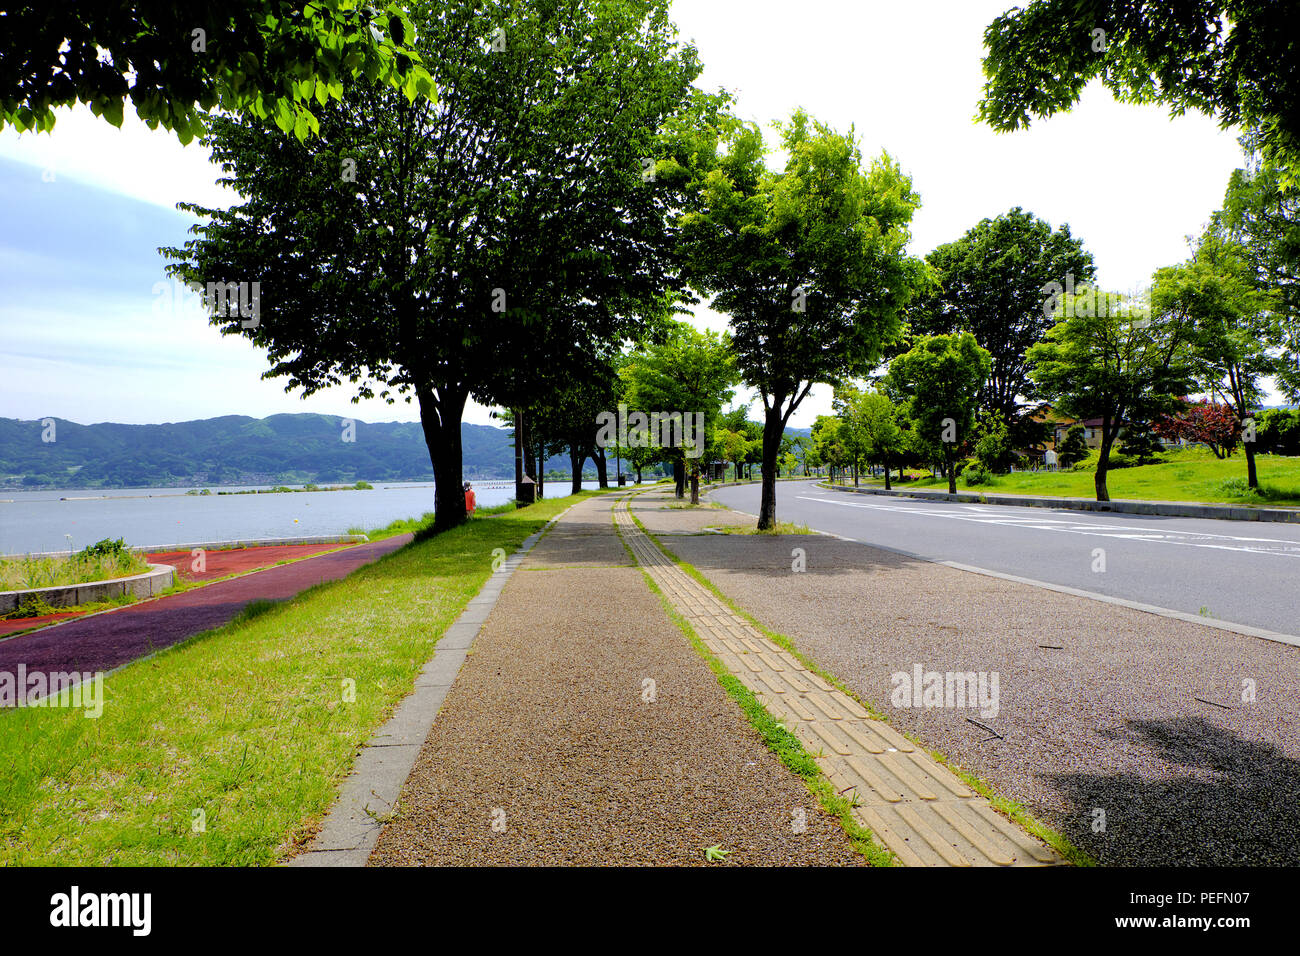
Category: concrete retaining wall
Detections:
[
  {"x1": 0, "y1": 563, "x2": 176, "y2": 614},
  {"x1": 824, "y1": 483, "x2": 1300, "y2": 523}
]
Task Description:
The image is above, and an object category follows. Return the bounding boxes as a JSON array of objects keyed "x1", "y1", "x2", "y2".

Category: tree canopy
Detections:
[
  {"x1": 0, "y1": 0, "x2": 434, "y2": 143},
  {"x1": 978, "y1": 0, "x2": 1300, "y2": 183},
  {"x1": 164, "y1": 0, "x2": 710, "y2": 528},
  {"x1": 678, "y1": 109, "x2": 929, "y2": 527},
  {"x1": 911, "y1": 207, "x2": 1095, "y2": 441}
]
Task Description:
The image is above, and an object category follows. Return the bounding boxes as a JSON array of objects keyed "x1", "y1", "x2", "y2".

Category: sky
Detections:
[{"x1": 0, "y1": 0, "x2": 1252, "y2": 429}]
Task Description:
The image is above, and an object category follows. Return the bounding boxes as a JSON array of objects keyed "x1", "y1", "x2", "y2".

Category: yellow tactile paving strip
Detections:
[{"x1": 614, "y1": 498, "x2": 1063, "y2": 868}]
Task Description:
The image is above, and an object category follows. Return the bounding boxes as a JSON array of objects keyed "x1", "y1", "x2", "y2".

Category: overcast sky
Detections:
[{"x1": 0, "y1": 0, "x2": 1249, "y2": 429}]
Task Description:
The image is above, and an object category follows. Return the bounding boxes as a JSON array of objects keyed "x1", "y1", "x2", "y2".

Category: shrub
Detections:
[
  {"x1": 78, "y1": 537, "x2": 130, "y2": 560},
  {"x1": 1056, "y1": 425, "x2": 1089, "y2": 468}
]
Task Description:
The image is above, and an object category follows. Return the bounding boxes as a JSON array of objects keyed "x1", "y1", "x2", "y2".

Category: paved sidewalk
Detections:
[
  {"x1": 616, "y1": 492, "x2": 1060, "y2": 867},
  {"x1": 367, "y1": 494, "x2": 863, "y2": 866}
]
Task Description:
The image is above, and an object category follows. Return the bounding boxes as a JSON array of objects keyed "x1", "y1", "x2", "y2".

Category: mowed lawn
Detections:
[
  {"x1": 0, "y1": 491, "x2": 602, "y2": 866},
  {"x1": 854, "y1": 448, "x2": 1300, "y2": 507}
]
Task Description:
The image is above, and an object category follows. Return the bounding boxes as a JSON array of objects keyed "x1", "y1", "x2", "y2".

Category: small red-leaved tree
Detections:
[{"x1": 1154, "y1": 401, "x2": 1241, "y2": 458}]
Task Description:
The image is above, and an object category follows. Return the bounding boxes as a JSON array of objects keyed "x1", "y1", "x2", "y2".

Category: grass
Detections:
[
  {"x1": 0, "y1": 490, "x2": 602, "y2": 866},
  {"x1": 709, "y1": 521, "x2": 813, "y2": 535},
  {"x1": 0, "y1": 549, "x2": 150, "y2": 592},
  {"x1": 626, "y1": 501, "x2": 1094, "y2": 867},
  {"x1": 844, "y1": 447, "x2": 1300, "y2": 507}
]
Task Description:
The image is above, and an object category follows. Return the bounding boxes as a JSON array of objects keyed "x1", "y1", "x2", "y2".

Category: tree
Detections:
[
  {"x1": 1155, "y1": 400, "x2": 1242, "y2": 459},
  {"x1": 911, "y1": 208, "x2": 1095, "y2": 441},
  {"x1": 978, "y1": 0, "x2": 1300, "y2": 183},
  {"x1": 1056, "y1": 424, "x2": 1090, "y2": 468},
  {"x1": 1152, "y1": 232, "x2": 1279, "y2": 486},
  {"x1": 810, "y1": 416, "x2": 851, "y2": 484},
  {"x1": 1213, "y1": 142, "x2": 1300, "y2": 400},
  {"x1": 679, "y1": 109, "x2": 928, "y2": 528},
  {"x1": 836, "y1": 386, "x2": 906, "y2": 490},
  {"x1": 620, "y1": 322, "x2": 738, "y2": 505},
  {"x1": 1028, "y1": 287, "x2": 1194, "y2": 500},
  {"x1": 884, "y1": 333, "x2": 991, "y2": 495},
  {"x1": 1118, "y1": 419, "x2": 1164, "y2": 464},
  {"x1": 1256, "y1": 408, "x2": 1300, "y2": 456},
  {"x1": 0, "y1": 0, "x2": 434, "y2": 143},
  {"x1": 164, "y1": 0, "x2": 707, "y2": 530},
  {"x1": 972, "y1": 411, "x2": 1019, "y2": 474}
]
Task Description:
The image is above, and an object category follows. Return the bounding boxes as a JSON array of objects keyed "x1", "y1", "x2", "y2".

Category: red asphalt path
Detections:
[{"x1": 0, "y1": 534, "x2": 412, "y2": 681}]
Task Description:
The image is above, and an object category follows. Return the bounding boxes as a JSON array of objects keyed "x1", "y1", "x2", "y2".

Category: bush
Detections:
[
  {"x1": 78, "y1": 537, "x2": 131, "y2": 560},
  {"x1": 1057, "y1": 425, "x2": 1090, "y2": 468}
]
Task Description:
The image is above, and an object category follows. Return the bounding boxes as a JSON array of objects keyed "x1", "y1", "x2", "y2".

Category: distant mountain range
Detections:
[{"x1": 0, "y1": 414, "x2": 562, "y2": 489}]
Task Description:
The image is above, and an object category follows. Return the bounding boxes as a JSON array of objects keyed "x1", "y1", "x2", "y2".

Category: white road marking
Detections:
[{"x1": 794, "y1": 495, "x2": 1300, "y2": 558}]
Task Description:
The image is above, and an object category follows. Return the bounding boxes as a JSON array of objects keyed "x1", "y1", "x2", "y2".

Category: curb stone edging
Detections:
[
  {"x1": 0, "y1": 563, "x2": 175, "y2": 615},
  {"x1": 285, "y1": 504, "x2": 580, "y2": 867},
  {"x1": 822, "y1": 482, "x2": 1300, "y2": 523}
]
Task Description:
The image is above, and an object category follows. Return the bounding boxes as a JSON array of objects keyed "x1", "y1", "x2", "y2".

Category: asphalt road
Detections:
[{"x1": 711, "y1": 480, "x2": 1300, "y2": 638}]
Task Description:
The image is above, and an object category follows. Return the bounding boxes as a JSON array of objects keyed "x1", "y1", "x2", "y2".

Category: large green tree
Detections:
[
  {"x1": 910, "y1": 207, "x2": 1095, "y2": 442},
  {"x1": 1028, "y1": 287, "x2": 1195, "y2": 500},
  {"x1": 165, "y1": 0, "x2": 709, "y2": 529},
  {"x1": 1152, "y1": 232, "x2": 1280, "y2": 488},
  {"x1": 0, "y1": 1, "x2": 433, "y2": 143},
  {"x1": 978, "y1": 0, "x2": 1300, "y2": 183},
  {"x1": 679, "y1": 110, "x2": 928, "y2": 528},
  {"x1": 884, "y1": 333, "x2": 991, "y2": 495},
  {"x1": 1213, "y1": 143, "x2": 1300, "y2": 399}
]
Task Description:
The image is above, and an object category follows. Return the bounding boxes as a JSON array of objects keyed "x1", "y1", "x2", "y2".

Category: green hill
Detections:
[{"x1": 0, "y1": 414, "x2": 548, "y2": 489}]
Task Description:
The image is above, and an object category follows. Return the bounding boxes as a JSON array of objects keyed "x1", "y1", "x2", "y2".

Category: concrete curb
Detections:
[
  {"x1": 823, "y1": 482, "x2": 1300, "y2": 523},
  {"x1": 9, "y1": 535, "x2": 369, "y2": 560},
  {"x1": 0, "y1": 563, "x2": 174, "y2": 614},
  {"x1": 286, "y1": 506, "x2": 576, "y2": 867}
]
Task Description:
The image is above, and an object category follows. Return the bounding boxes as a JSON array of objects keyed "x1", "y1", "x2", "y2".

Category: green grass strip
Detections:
[{"x1": 0, "y1": 491, "x2": 602, "y2": 866}]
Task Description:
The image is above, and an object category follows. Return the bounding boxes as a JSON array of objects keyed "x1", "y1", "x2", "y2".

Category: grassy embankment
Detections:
[
  {"x1": 0, "y1": 490, "x2": 601, "y2": 865},
  {"x1": 844, "y1": 447, "x2": 1300, "y2": 507}
]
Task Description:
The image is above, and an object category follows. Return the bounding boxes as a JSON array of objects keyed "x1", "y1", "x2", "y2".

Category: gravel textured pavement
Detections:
[
  {"x1": 641, "y1": 497, "x2": 1300, "y2": 866},
  {"x1": 367, "y1": 496, "x2": 863, "y2": 866}
]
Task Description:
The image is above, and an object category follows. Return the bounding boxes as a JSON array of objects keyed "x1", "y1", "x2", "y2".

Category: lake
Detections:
[{"x1": 0, "y1": 480, "x2": 603, "y2": 555}]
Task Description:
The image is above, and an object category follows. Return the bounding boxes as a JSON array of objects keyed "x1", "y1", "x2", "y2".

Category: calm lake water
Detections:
[{"x1": 0, "y1": 480, "x2": 601, "y2": 555}]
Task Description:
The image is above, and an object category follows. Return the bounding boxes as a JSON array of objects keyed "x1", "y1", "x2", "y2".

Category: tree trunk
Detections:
[
  {"x1": 1095, "y1": 421, "x2": 1115, "y2": 501},
  {"x1": 673, "y1": 456, "x2": 685, "y2": 498},
  {"x1": 883, "y1": 455, "x2": 892, "y2": 491},
  {"x1": 416, "y1": 384, "x2": 468, "y2": 533},
  {"x1": 513, "y1": 407, "x2": 524, "y2": 502},
  {"x1": 569, "y1": 443, "x2": 584, "y2": 495},
  {"x1": 534, "y1": 441, "x2": 544, "y2": 498},
  {"x1": 1245, "y1": 440, "x2": 1259, "y2": 489},
  {"x1": 852, "y1": 461, "x2": 859, "y2": 487},
  {"x1": 690, "y1": 467, "x2": 700, "y2": 505},
  {"x1": 757, "y1": 402, "x2": 787, "y2": 530},
  {"x1": 945, "y1": 446, "x2": 957, "y2": 495},
  {"x1": 591, "y1": 446, "x2": 608, "y2": 488}
]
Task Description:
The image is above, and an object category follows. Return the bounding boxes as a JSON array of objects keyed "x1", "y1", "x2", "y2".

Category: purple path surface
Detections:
[{"x1": 0, "y1": 534, "x2": 412, "y2": 680}]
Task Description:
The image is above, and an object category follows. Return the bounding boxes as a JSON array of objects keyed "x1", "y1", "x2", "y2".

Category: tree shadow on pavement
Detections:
[{"x1": 1045, "y1": 714, "x2": 1300, "y2": 866}]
